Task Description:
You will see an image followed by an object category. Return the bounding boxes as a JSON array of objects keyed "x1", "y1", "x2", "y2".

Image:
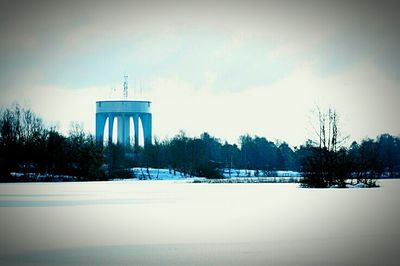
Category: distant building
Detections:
[{"x1": 95, "y1": 100, "x2": 152, "y2": 146}]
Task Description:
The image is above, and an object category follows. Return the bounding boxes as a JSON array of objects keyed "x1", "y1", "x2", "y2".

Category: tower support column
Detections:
[
  {"x1": 133, "y1": 114, "x2": 139, "y2": 147},
  {"x1": 108, "y1": 114, "x2": 115, "y2": 144},
  {"x1": 140, "y1": 113, "x2": 152, "y2": 146},
  {"x1": 95, "y1": 113, "x2": 107, "y2": 144},
  {"x1": 124, "y1": 115, "x2": 130, "y2": 145}
]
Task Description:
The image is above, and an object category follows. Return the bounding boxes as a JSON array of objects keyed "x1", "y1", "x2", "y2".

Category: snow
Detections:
[
  {"x1": 353, "y1": 183, "x2": 368, "y2": 188},
  {"x1": 10, "y1": 172, "x2": 77, "y2": 182},
  {"x1": 130, "y1": 168, "x2": 192, "y2": 180},
  {"x1": 128, "y1": 168, "x2": 302, "y2": 181},
  {"x1": 0, "y1": 180, "x2": 399, "y2": 265},
  {"x1": 221, "y1": 169, "x2": 302, "y2": 178},
  {"x1": 10, "y1": 168, "x2": 303, "y2": 183}
]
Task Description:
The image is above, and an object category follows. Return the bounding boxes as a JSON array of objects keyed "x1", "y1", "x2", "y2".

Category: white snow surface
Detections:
[
  {"x1": 221, "y1": 169, "x2": 302, "y2": 178},
  {"x1": 130, "y1": 168, "x2": 194, "y2": 180},
  {"x1": 0, "y1": 179, "x2": 399, "y2": 265},
  {"x1": 128, "y1": 168, "x2": 302, "y2": 181}
]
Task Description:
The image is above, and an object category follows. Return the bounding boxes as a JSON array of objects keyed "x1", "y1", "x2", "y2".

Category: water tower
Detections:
[{"x1": 95, "y1": 76, "x2": 152, "y2": 146}]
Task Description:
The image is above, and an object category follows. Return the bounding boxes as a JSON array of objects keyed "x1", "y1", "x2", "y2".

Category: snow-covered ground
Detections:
[
  {"x1": 130, "y1": 168, "x2": 192, "y2": 180},
  {"x1": 11, "y1": 168, "x2": 302, "y2": 182},
  {"x1": 221, "y1": 169, "x2": 302, "y2": 178},
  {"x1": 129, "y1": 167, "x2": 302, "y2": 181},
  {"x1": 0, "y1": 180, "x2": 399, "y2": 265}
]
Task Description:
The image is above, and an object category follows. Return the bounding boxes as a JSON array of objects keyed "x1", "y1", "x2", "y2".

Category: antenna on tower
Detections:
[
  {"x1": 123, "y1": 75, "x2": 128, "y2": 99},
  {"x1": 133, "y1": 78, "x2": 136, "y2": 98},
  {"x1": 109, "y1": 87, "x2": 115, "y2": 98}
]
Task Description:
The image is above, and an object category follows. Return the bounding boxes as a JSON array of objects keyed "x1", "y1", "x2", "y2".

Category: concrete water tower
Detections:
[{"x1": 95, "y1": 76, "x2": 152, "y2": 146}]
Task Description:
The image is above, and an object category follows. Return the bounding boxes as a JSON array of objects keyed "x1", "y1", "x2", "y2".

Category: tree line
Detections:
[
  {"x1": 138, "y1": 129, "x2": 400, "y2": 186},
  {"x1": 1, "y1": 104, "x2": 399, "y2": 184},
  {"x1": 138, "y1": 131, "x2": 299, "y2": 178},
  {"x1": 0, "y1": 104, "x2": 103, "y2": 181},
  {"x1": 297, "y1": 107, "x2": 400, "y2": 187}
]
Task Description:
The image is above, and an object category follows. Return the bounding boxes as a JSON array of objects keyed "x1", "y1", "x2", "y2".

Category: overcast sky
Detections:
[{"x1": 0, "y1": 0, "x2": 399, "y2": 146}]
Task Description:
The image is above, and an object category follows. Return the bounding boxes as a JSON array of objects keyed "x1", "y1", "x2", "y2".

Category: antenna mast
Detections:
[{"x1": 123, "y1": 75, "x2": 128, "y2": 99}]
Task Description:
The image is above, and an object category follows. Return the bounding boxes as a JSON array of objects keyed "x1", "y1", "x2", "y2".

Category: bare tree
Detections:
[
  {"x1": 311, "y1": 106, "x2": 347, "y2": 153},
  {"x1": 303, "y1": 106, "x2": 350, "y2": 188}
]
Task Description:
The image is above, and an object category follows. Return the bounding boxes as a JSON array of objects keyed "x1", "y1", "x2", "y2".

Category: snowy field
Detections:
[
  {"x1": 130, "y1": 168, "x2": 302, "y2": 180},
  {"x1": 0, "y1": 180, "x2": 399, "y2": 265}
]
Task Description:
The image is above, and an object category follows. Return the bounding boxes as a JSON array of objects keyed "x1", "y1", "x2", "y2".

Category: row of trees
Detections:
[
  {"x1": 0, "y1": 104, "x2": 104, "y2": 181},
  {"x1": 138, "y1": 131, "x2": 298, "y2": 178},
  {"x1": 138, "y1": 130, "x2": 400, "y2": 183},
  {"x1": 1, "y1": 104, "x2": 399, "y2": 184},
  {"x1": 298, "y1": 108, "x2": 400, "y2": 187}
]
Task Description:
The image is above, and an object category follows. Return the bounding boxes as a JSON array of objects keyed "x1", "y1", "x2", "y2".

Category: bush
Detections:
[{"x1": 193, "y1": 162, "x2": 224, "y2": 179}]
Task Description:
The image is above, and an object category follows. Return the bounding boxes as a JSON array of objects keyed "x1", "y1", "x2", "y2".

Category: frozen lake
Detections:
[{"x1": 0, "y1": 180, "x2": 399, "y2": 265}]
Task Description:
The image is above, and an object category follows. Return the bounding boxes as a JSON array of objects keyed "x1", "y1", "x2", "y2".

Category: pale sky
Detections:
[{"x1": 0, "y1": 0, "x2": 399, "y2": 146}]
